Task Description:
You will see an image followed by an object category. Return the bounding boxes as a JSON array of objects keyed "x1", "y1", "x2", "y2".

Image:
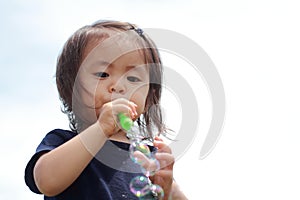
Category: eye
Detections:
[
  {"x1": 127, "y1": 76, "x2": 141, "y2": 82},
  {"x1": 94, "y1": 72, "x2": 109, "y2": 78}
]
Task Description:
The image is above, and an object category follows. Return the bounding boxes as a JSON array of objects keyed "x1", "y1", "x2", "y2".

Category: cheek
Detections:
[
  {"x1": 72, "y1": 90, "x2": 98, "y2": 127},
  {"x1": 93, "y1": 84, "x2": 107, "y2": 115},
  {"x1": 130, "y1": 85, "x2": 149, "y2": 114},
  {"x1": 74, "y1": 75, "x2": 102, "y2": 124},
  {"x1": 79, "y1": 86, "x2": 97, "y2": 110},
  {"x1": 77, "y1": 72, "x2": 99, "y2": 106}
]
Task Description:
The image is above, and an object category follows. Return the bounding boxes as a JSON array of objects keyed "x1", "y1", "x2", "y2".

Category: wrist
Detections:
[
  {"x1": 95, "y1": 120, "x2": 114, "y2": 138},
  {"x1": 168, "y1": 181, "x2": 188, "y2": 200},
  {"x1": 78, "y1": 122, "x2": 108, "y2": 156}
]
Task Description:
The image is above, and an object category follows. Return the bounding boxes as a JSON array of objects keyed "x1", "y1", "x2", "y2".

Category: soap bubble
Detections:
[
  {"x1": 139, "y1": 184, "x2": 164, "y2": 200},
  {"x1": 140, "y1": 158, "x2": 160, "y2": 177},
  {"x1": 129, "y1": 140, "x2": 152, "y2": 164},
  {"x1": 127, "y1": 131, "x2": 164, "y2": 198},
  {"x1": 149, "y1": 184, "x2": 164, "y2": 200},
  {"x1": 129, "y1": 176, "x2": 151, "y2": 197}
]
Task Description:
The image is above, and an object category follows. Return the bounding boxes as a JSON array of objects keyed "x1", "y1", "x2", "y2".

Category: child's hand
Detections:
[
  {"x1": 150, "y1": 137, "x2": 175, "y2": 199},
  {"x1": 96, "y1": 98, "x2": 137, "y2": 137}
]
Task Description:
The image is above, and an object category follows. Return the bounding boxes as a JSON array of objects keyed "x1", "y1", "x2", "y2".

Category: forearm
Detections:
[
  {"x1": 33, "y1": 123, "x2": 107, "y2": 196},
  {"x1": 168, "y1": 181, "x2": 188, "y2": 200}
]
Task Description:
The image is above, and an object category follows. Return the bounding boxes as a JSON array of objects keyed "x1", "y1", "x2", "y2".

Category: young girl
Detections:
[{"x1": 25, "y1": 20, "x2": 187, "y2": 199}]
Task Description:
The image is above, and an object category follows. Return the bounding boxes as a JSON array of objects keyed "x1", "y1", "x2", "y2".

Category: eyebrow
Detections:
[
  {"x1": 96, "y1": 60, "x2": 111, "y2": 66},
  {"x1": 89, "y1": 60, "x2": 148, "y2": 73},
  {"x1": 88, "y1": 60, "x2": 110, "y2": 71},
  {"x1": 125, "y1": 65, "x2": 137, "y2": 70},
  {"x1": 125, "y1": 65, "x2": 149, "y2": 73}
]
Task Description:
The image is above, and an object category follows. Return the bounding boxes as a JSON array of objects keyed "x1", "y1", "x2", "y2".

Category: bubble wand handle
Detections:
[{"x1": 118, "y1": 113, "x2": 133, "y2": 131}]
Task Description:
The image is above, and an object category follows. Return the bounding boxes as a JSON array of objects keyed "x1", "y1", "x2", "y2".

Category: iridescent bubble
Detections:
[
  {"x1": 149, "y1": 184, "x2": 164, "y2": 200},
  {"x1": 129, "y1": 140, "x2": 151, "y2": 164},
  {"x1": 140, "y1": 157, "x2": 160, "y2": 177},
  {"x1": 139, "y1": 184, "x2": 164, "y2": 200},
  {"x1": 129, "y1": 176, "x2": 151, "y2": 197}
]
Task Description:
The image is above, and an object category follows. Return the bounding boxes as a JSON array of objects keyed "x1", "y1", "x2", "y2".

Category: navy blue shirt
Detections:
[{"x1": 25, "y1": 129, "x2": 155, "y2": 199}]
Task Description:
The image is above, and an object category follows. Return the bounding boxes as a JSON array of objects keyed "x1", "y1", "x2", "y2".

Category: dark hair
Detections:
[{"x1": 56, "y1": 20, "x2": 165, "y2": 139}]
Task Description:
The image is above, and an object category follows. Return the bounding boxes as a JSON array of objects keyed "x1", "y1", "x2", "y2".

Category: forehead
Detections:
[{"x1": 82, "y1": 29, "x2": 148, "y2": 65}]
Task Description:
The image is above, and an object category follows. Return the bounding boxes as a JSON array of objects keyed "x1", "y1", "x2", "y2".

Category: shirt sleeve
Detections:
[{"x1": 24, "y1": 129, "x2": 76, "y2": 194}]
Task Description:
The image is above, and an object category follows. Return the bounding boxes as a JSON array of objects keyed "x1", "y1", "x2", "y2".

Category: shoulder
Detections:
[
  {"x1": 46, "y1": 128, "x2": 77, "y2": 139},
  {"x1": 25, "y1": 129, "x2": 76, "y2": 194},
  {"x1": 39, "y1": 129, "x2": 77, "y2": 147}
]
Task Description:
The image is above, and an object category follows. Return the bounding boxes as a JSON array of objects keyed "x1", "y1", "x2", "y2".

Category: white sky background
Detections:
[{"x1": 1, "y1": 0, "x2": 300, "y2": 199}]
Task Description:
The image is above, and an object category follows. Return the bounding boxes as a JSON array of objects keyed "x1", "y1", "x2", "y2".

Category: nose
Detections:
[{"x1": 109, "y1": 81, "x2": 126, "y2": 94}]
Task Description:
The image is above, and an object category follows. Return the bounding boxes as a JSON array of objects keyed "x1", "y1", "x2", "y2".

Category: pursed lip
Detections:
[
  {"x1": 106, "y1": 94, "x2": 131, "y2": 102},
  {"x1": 94, "y1": 95, "x2": 130, "y2": 106}
]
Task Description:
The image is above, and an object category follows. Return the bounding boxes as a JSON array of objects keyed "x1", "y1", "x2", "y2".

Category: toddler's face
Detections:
[{"x1": 74, "y1": 36, "x2": 150, "y2": 126}]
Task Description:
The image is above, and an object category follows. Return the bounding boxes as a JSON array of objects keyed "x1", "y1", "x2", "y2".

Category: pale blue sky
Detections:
[{"x1": 1, "y1": 0, "x2": 300, "y2": 199}]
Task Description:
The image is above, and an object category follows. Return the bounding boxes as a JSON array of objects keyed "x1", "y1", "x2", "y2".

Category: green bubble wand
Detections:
[
  {"x1": 117, "y1": 113, "x2": 136, "y2": 140},
  {"x1": 118, "y1": 113, "x2": 133, "y2": 131}
]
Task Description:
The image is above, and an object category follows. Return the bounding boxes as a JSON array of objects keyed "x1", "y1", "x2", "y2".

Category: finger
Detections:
[
  {"x1": 111, "y1": 98, "x2": 136, "y2": 110},
  {"x1": 153, "y1": 169, "x2": 173, "y2": 179},
  {"x1": 149, "y1": 170, "x2": 173, "y2": 190},
  {"x1": 154, "y1": 136, "x2": 164, "y2": 142},
  {"x1": 98, "y1": 103, "x2": 134, "y2": 133},
  {"x1": 133, "y1": 151, "x2": 159, "y2": 174},
  {"x1": 150, "y1": 170, "x2": 173, "y2": 199},
  {"x1": 155, "y1": 152, "x2": 174, "y2": 169},
  {"x1": 111, "y1": 99, "x2": 138, "y2": 119},
  {"x1": 153, "y1": 140, "x2": 172, "y2": 154},
  {"x1": 128, "y1": 101, "x2": 138, "y2": 117},
  {"x1": 132, "y1": 151, "x2": 149, "y2": 166},
  {"x1": 110, "y1": 104, "x2": 135, "y2": 121}
]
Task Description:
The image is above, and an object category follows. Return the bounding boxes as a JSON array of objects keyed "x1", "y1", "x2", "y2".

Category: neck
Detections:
[{"x1": 109, "y1": 130, "x2": 130, "y2": 143}]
